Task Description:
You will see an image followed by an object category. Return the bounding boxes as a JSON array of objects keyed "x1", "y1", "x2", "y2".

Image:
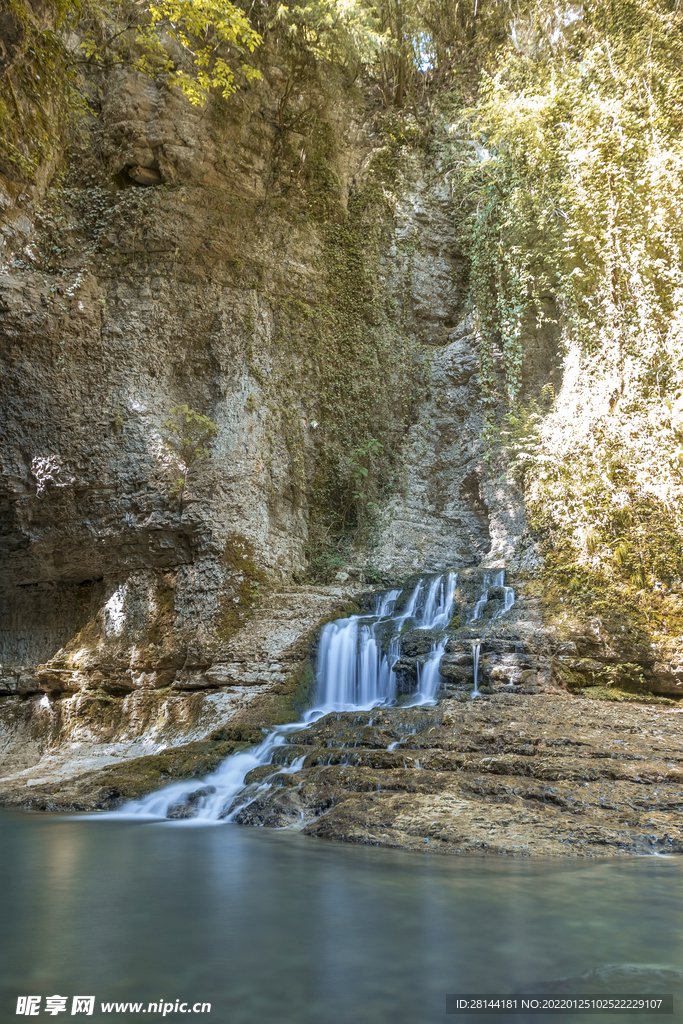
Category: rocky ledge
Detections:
[{"x1": 4, "y1": 693, "x2": 683, "y2": 859}]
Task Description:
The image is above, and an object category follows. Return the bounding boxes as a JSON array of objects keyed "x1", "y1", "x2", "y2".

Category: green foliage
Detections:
[
  {"x1": 494, "y1": 383, "x2": 554, "y2": 478},
  {"x1": 450, "y1": 1, "x2": 683, "y2": 407},
  {"x1": 581, "y1": 686, "x2": 678, "y2": 707},
  {"x1": 161, "y1": 404, "x2": 218, "y2": 467},
  {"x1": 241, "y1": 146, "x2": 423, "y2": 581},
  {"x1": 132, "y1": 0, "x2": 262, "y2": 105},
  {"x1": 342, "y1": 436, "x2": 384, "y2": 519},
  {"x1": 269, "y1": 0, "x2": 383, "y2": 68},
  {"x1": 372, "y1": 0, "x2": 511, "y2": 108},
  {"x1": 299, "y1": 185, "x2": 423, "y2": 573},
  {"x1": 0, "y1": 0, "x2": 262, "y2": 185},
  {"x1": 438, "y1": 0, "x2": 683, "y2": 659},
  {"x1": 78, "y1": 0, "x2": 263, "y2": 104},
  {"x1": 305, "y1": 544, "x2": 349, "y2": 583},
  {"x1": 161, "y1": 404, "x2": 218, "y2": 505},
  {"x1": 0, "y1": 1, "x2": 76, "y2": 180},
  {"x1": 256, "y1": 0, "x2": 384, "y2": 129}
]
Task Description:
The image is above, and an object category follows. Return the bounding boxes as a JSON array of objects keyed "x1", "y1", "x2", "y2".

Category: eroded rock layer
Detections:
[
  {"x1": 4, "y1": 694, "x2": 683, "y2": 861},
  {"x1": 0, "y1": 584, "x2": 355, "y2": 789}
]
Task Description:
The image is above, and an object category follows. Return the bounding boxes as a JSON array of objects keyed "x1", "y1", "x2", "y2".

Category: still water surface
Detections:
[{"x1": 1, "y1": 811, "x2": 682, "y2": 1023}]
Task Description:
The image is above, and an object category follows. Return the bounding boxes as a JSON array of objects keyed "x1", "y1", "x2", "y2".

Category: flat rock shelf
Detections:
[
  {"x1": 4, "y1": 693, "x2": 683, "y2": 859},
  {"x1": 233, "y1": 696, "x2": 683, "y2": 858}
]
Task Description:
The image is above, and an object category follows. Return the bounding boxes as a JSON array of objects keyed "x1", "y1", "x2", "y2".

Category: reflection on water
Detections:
[{"x1": 1, "y1": 811, "x2": 682, "y2": 1023}]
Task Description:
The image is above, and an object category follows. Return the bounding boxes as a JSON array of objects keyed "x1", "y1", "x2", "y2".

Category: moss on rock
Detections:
[
  {"x1": 216, "y1": 534, "x2": 269, "y2": 642},
  {"x1": 0, "y1": 736, "x2": 258, "y2": 812}
]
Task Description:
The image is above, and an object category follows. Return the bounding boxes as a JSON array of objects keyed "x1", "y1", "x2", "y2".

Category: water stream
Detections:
[
  {"x1": 471, "y1": 643, "x2": 481, "y2": 698},
  {"x1": 117, "y1": 570, "x2": 514, "y2": 822},
  {"x1": 467, "y1": 570, "x2": 510, "y2": 699}
]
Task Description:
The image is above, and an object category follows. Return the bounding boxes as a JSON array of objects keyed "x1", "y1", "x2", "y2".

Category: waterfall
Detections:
[
  {"x1": 112, "y1": 570, "x2": 510, "y2": 821},
  {"x1": 394, "y1": 579, "x2": 424, "y2": 628},
  {"x1": 409, "y1": 640, "x2": 447, "y2": 707},
  {"x1": 469, "y1": 570, "x2": 515, "y2": 699},
  {"x1": 402, "y1": 570, "x2": 456, "y2": 707},
  {"x1": 119, "y1": 729, "x2": 294, "y2": 822},
  {"x1": 312, "y1": 588, "x2": 400, "y2": 713},
  {"x1": 313, "y1": 572, "x2": 457, "y2": 713},
  {"x1": 471, "y1": 643, "x2": 481, "y2": 698},
  {"x1": 471, "y1": 570, "x2": 502, "y2": 621},
  {"x1": 419, "y1": 571, "x2": 457, "y2": 630},
  {"x1": 471, "y1": 591, "x2": 488, "y2": 621},
  {"x1": 412, "y1": 570, "x2": 515, "y2": 705}
]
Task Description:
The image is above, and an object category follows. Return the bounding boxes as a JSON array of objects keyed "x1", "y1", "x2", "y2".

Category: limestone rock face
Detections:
[
  {"x1": 369, "y1": 320, "x2": 494, "y2": 574},
  {"x1": 97, "y1": 70, "x2": 263, "y2": 192},
  {"x1": 1, "y1": 54, "x2": 519, "y2": 702},
  {"x1": 0, "y1": 253, "x2": 311, "y2": 666},
  {"x1": 0, "y1": 584, "x2": 354, "y2": 791},
  {"x1": 0, "y1": 56, "x2": 371, "y2": 693},
  {"x1": 367, "y1": 168, "x2": 530, "y2": 576}
]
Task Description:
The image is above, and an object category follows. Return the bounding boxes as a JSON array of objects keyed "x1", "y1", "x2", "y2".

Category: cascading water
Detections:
[
  {"x1": 469, "y1": 571, "x2": 514, "y2": 698},
  {"x1": 313, "y1": 589, "x2": 400, "y2": 712},
  {"x1": 411, "y1": 644, "x2": 444, "y2": 706},
  {"x1": 416, "y1": 570, "x2": 514, "y2": 705},
  {"x1": 401, "y1": 571, "x2": 459, "y2": 707},
  {"x1": 113, "y1": 570, "x2": 511, "y2": 821},
  {"x1": 497, "y1": 585, "x2": 515, "y2": 618},
  {"x1": 471, "y1": 643, "x2": 481, "y2": 698},
  {"x1": 120, "y1": 728, "x2": 294, "y2": 822},
  {"x1": 314, "y1": 572, "x2": 459, "y2": 713},
  {"x1": 418, "y1": 572, "x2": 457, "y2": 630}
]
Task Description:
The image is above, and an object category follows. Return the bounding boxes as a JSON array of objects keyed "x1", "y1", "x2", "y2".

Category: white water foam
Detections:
[
  {"x1": 114, "y1": 571, "x2": 512, "y2": 820},
  {"x1": 471, "y1": 642, "x2": 482, "y2": 698}
]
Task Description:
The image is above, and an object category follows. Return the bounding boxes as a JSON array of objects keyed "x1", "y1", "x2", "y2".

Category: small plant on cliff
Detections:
[
  {"x1": 161, "y1": 405, "x2": 218, "y2": 508},
  {"x1": 340, "y1": 436, "x2": 384, "y2": 528}
]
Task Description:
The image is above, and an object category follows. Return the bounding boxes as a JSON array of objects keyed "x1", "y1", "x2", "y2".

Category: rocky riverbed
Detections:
[{"x1": 3, "y1": 692, "x2": 683, "y2": 860}]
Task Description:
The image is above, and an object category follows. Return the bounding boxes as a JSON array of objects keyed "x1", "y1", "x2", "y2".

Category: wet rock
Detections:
[
  {"x1": 167, "y1": 785, "x2": 216, "y2": 818},
  {"x1": 234, "y1": 695, "x2": 683, "y2": 857},
  {"x1": 399, "y1": 629, "x2": 442, "y2": 656},
  {"x1": 243, "y1": 765, "x2": 282, "y2": 786},
  {"x1": 269, "y1": 744, "x2": 309, "y2": 766},
  {"x1": 209, "y1": 724, "x2": 267, "y2": 744},
  {"x1": 0, "y1": 739, "x2": 246, "y2": 811},
  {"x1": 7, "y1": 688, "x2": 683, "y2": 857}
]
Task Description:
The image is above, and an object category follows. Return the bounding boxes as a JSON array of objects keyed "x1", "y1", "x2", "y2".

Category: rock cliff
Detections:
[{"x1": 1, "y1": 27, "x2": 681, "y2": 809}]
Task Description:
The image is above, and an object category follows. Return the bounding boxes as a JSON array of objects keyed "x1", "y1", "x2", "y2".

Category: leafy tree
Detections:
[
  {"x1": 263, "y1": 0, "x2": 383, "y2": 128},
  {"x1": 79, "y1": 0, "x2": 262, "y2": 105}
]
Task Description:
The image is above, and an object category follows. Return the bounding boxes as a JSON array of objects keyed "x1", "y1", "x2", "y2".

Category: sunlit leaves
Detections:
[
  {"x1": 271, "y1": 0, "x2": 384, "y2": 66},
  {"x1": 133, "y1": 0, "x2": 262, "y2": 104},
  {"x1": 455, "y1": 0, "x2": 683, "y2": 626}
]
